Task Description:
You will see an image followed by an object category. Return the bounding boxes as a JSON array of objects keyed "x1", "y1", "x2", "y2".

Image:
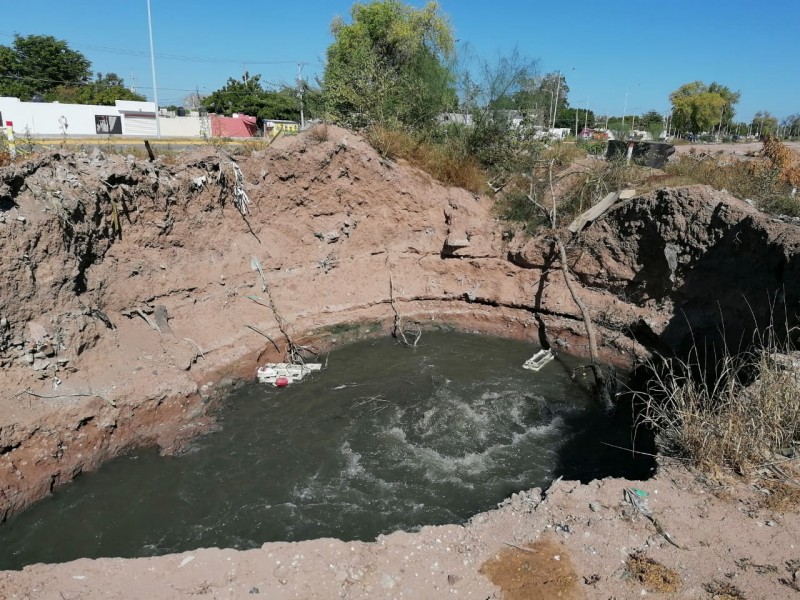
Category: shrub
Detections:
[
  {"x1": 635, "y1": 330, "x2": 800, "y2": 474},
  {"x1": 365, "y1": 125, "x2": 486, "y2": 193},
  {"x1": 662, "y1": 139, "x2": 800, "y2": 217},
  {"x1": 306, "y1": 123, "x2": 329, "y2": 143}
]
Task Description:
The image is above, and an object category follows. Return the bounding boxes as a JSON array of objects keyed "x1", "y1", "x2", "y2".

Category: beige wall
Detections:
[{"x1": 158, "y1": 116, "x2": 205, "y2": 138}]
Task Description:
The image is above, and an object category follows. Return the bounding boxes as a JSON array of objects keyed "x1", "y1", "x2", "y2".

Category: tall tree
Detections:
[
  {"x1": 669, "y1": 81, "x2": 740, "y2": 134},
  {"x1": 46, "y1": 72, "x2": 145, "y2": 105},
  {"x1": 537, "y1": 72, "x2": 569, "y2": 125},
  {"x1": 204, "y1": 74, "x2": 309, "y2": 121},
  {"x1": 456, "y1": 48, "x2": 540, "y2": 169},
  {"x1": 751, "y1": 111, "x2": 778, "y2": 136},
  {"x1": 323, "y1": 0, "x2": 456, "y2": 129},
  {"x1": 781, "y1": 114, "x2": 800, "y2": 138},
  {"x1": 0, "y1": 34, "x2": 91, "y2": 100}
]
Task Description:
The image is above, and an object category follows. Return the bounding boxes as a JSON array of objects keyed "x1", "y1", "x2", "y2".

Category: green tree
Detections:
[
  {"x1": 780, "y1": 114, "x2": 800, "y2": 138},
  {"x1": 537, "y1": 72, "x2": 569, "y2": 126},
  {"x1": 204, "y1": 74, "x2": 270, "y2": 117},
  {"x1": 0, "y1": 34, "x2": 91, "y2": 100},
  {"x1": 751, "y1": 111, "x2": 778, "y2": 136},
  {"x1": 669, "y1": 81, "x2": 740, "y2": 134},
  {"x1": 638, "y1": 110, "x2": 665, "y2": 139},
  {"x1": 204, "y1": 74, "x2": 308, "y2": 121},
  {"x1": 457, "y1": 49, "x2": 541, "y2": 169},
  {"x1": 46, "y1": 72, "x2": 145, "y2": 105},
  {"x1": 323, "y1": 0, "x2": 456, "y2": 129}
]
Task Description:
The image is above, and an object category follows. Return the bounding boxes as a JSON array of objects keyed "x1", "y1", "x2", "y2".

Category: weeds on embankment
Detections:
[
  {"x1": 660, "y1": 137, "x2": 800, "y2": 217},
  {"x1": 365, "y1": 125, "x2": 486, "y2": 193},
  {"x1": 635, "y1": 328, "x2": 800, "y2": 474}
]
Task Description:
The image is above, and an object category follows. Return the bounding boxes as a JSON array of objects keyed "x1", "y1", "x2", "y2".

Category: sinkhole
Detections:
[{"x1": 0, "y1": 331, "x2": 654, "y2": 569}]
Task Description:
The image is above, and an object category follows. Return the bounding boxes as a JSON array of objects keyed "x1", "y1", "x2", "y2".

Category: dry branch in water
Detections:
[
  {"x1": 555, "y1": 238, "x2": 613, "y2": 411},
  {"x1": 388, "y1": 270, "x2": 421, "y2": 347},
  {"x1": 247, "y1": 256, "x2": 308, "y2": 363}
]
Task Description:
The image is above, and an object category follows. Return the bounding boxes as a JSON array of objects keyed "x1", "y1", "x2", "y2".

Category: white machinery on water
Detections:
[
  {"x1": 257, "y1": 362, "x2": 323, "y2": 387},
  {"x1": 522, "y1": 349, "x2": 554, "y2": 372}
]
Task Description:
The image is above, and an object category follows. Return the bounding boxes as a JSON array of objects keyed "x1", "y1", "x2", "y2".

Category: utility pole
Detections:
[
  {"x1": 552, "y1": 71, "x2": 561, "y2": 129},
  {"x1": 297, "y1": 62, "x2": 307, "y2": 130},
  {"x1": 584, "y1": 96, "x2": 589, "y2": 133},
  {"x1": 146, "y1": 0, "x2": 161, "y2": 138},
  {"x1": 621, "y1": 86, "x2": 629, "y2": 134},
  {"x1": 575, "y1": 110, "x2": 578, "y2": 140}
]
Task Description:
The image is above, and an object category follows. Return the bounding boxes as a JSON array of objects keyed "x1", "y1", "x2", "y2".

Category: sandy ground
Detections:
[
  {"x1": 1, "y1": 464, "x2": 798, "y2": 599},
  {"x1": 673, "y1": 140, "x2": 800, "y2": 157}
]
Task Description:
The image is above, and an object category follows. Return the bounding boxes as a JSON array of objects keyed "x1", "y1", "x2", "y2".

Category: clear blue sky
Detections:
[{"x1": 2, "y1": 1, "x2": 798, "y2": 122}]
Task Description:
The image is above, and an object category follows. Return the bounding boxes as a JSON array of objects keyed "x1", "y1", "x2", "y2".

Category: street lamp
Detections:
[
  {"x1": 552, "y1": 72, "x2": 561, "y2": 129},
  {"x1": 146, "y1": 0, "x2": 161, "y2": 138},
  {"x1": 550, "y1": 67, "x2": 575, "y2": 130},
  {"x1": 297, "y1": 62, "x2": 307, "y2": 130},
  {"x1": 620, "y1": 83, "x2": 639, "y2": 139}
]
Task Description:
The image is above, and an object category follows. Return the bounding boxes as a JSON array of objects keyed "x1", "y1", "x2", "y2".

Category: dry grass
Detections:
[
  {"x1": 504, "y1": 156, "x2": 645, "y2": 232},
  {"x1": 306, "y1": 123, "x2": 330, "y2": 143},
  {"x1": 636, "y1": 333, "x2": 800, "y2": 475},
  {"x1": 763, "y1": 136, "x2": 800, "y2": 190},
  {"x1": 761, "y1": 479, "x2": 800, "y2": 512},
  {"x1": 542, "y1": 141, "x2": 587, "y2": 167},
  {"x1": 625, "y1": 551, "x2": 680, "y2": 593},
  {"x1": 555, "y1": 158, "x2": 641, "y2": 222},
  {"x1": 660, "y1": 138, "x2": 800, "y2": 217},
  {"x1": 237, "y1": 138, "x2": 272, "y2": 154},
  {"x1": 366, "y1": 125, "x2": 486, "y2": 193}
]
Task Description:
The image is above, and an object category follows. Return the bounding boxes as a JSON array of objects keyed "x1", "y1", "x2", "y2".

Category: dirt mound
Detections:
[{"x1": 574, "y1": 185, "x2": 800, "y2": 353}]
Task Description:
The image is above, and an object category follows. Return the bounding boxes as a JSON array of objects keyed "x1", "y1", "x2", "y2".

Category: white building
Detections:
[{"x1": 0, "y1": 96, "x2": 158, "y2": 137}]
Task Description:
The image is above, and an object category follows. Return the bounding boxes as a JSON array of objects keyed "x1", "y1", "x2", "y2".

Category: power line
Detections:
[
  {"x1": 0, "y1": 32, "x2": 304, "y2": 65},
  {"x1": 0, "y1": 74, "x2": 292, "y2": 95}
]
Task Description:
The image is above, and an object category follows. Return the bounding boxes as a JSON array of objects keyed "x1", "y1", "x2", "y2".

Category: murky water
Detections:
[{"x1": 0, "y1": 332, "x2": 652, "y2": 569}]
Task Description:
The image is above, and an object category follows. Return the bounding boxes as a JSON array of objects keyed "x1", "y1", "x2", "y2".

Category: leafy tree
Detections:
[
  {"x1": 46, "y1": 72, "x2": 145, "y2": 105},
  {"x1": 780, "y1": 114, "x2": 800, "y2": 138},
  {"x1": 638, "y1": 110, "x2": 665, "y2": 139},
  {"x1": 553, "y1": 106, "x2": 595, "y2": 131},
  {"x1": 639, "y1": 110, "x2": 663, "y2": 128},
  {"x1": 484, "y1": 69, "x2": 570, "y2": 129},
  {"x1": 204, "y1": 74, "x2": 310, "y2": 122},
  {"x1": 204, "y1": 74, "x2": 270, "y2": 116},
  {"x1": 455, "y1": 48, "x2": 541, "y2": 169},
  {"x1": 751, "y1": 111, "x2": 778, "y2": 136},
  {"x1": 0, "y1": 34, "x2": 91, "y2": 100},
  {"x1": 323, "y1": 0, "x2": 456, "y2": 129},
  {"x1": 669, "y1": 81, "x2": 740, "y2": 134},
  {"x1": 538, "y1": 72, "x2": 569, "y2": 126}
]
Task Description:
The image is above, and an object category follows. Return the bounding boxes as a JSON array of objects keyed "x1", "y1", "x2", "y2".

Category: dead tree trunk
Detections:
[{"x1": 556, "y1": 238, "x2": 614, "y2": 411}]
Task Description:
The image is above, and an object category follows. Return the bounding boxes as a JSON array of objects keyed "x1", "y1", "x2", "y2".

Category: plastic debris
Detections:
[{"x1": 523, "y1": 349, "x2": 555, "y2": 372}]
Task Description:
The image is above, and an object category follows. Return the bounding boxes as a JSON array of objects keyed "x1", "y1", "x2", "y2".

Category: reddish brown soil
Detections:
[{"x1": 2, "y1": 466, "x2": 799, "y2": 599}]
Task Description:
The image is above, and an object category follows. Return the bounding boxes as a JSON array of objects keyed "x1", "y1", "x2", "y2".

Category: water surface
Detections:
[{"x1": 0, "y1": 332, "x2": 652, "y2": 569}]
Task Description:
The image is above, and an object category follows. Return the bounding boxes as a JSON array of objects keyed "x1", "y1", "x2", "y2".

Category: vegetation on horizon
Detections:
[{"x1": 0, "y1": 34, "x2": 144, "y2": 104}]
